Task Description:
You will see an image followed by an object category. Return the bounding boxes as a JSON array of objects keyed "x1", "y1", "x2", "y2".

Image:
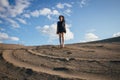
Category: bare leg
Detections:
[
  {"x1": 61, "y1": 33, "x2": 64, "y2": 48},
  {"x1": 59, "y1": 33, "x2": 62, "y2": 48}
]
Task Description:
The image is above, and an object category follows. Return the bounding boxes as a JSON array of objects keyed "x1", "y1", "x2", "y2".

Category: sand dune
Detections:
[{"x1": 0, "y1": 37, "x2": 120, "y2": 80}]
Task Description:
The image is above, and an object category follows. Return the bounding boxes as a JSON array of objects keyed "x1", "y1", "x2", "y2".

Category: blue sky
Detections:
[{"x1": 0, "y1": 0, "x2": 120, "y2": 45}]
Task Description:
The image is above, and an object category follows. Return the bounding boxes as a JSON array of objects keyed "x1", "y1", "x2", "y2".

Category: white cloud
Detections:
[
  {"x1": 47, "y1": 15, "x2": 51, "y2": 19},
  {"x1": 36, "y1": 23, "x2": 58, "y2": 41},
  {"x1": 6, "y1": 18, "x2": 20, "y2": 28},
  {"x1": 0, "y1": 13, "x2": 19, "y2": 28},
  {"x1": 0, "y1": 32, "x2": 19, "y2": 42},
  {"x1": 31, "y1": 8, "x2": 53, "y2": 17},
  {"x1": 40, "y1": 8, "x2": 60, "y2": 16},
  {"x1": 56, "y1": 3, "x2": 64, "y2": 9},
  {"x1": 0, "y1": 32, "x2": 9, "y2": 40},
  {"x1": 113, "y1": 32, "x2": 120, "y2": 37},
  {"x1": 17, "y1": 18, "x2": 27, "y2": 24},
  {"x1": 65, "y1": 24, "x2": 74, "y2": 40},
  {"x1": 23, "y1": 14, "x2": 30, "y2": 18},
  {"x1": 56, "y1": 3, "x2": 72, "y2": 9},
  {"x1": 31, "y1": 10, "x2": 40, "y2": 17},
  {"x1": 64, "y1": 3, "x2": 72, "y2": 8},
  {"x1": 39, "y1": 8, "x2": 52, "y2": 16},
  {"x1": 0, "y1": 0, "x2": 9, "y2": 7},
  {"x1": 52, "y1": 10, "x2": 60, "y2": 15},
  {"x1": 10, "y1": 37, "x2": 19, "y2": 41},
  {"x1": 64, "y1": 9, "x2": 71, "y2": 16},
  {"x1": 80, "y1": 0, "x2": 88, "y2": 8},
  {"x1": 0, "y1": 0, "x2": 30, "y2": 17},
  {"x1": 0, "y1": 28, "x2": 5, "y2": 31},
  {"x1": 0, "y1": 0, "x2": 9, "y2": 12},
  {"x1": 8, "y1": 0, "x2": 30, "y2": 17},
  {"x1": 56, "y1": 3, "x2": 72, "y2": 16},
  {"x1": 0, "y1": 20, "x2": 2, "y2": 23},
  {"x1": 0, "y1": 41, "x2": 2, "y2": 43},
  {"x1": 30, "y1": 8, "x2": 60, "y2": 19},
  {"x1": 85, "y1": 33, "x2": 99, "y2": 41},
  {"x1": 0, "y1": 0, "x2": 30, "y2": 28},
  {"x1": 36, "y1": 23, "x2": 74, "y2": 42}
]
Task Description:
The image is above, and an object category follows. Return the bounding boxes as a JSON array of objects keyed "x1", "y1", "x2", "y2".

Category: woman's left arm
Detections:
[{"x1": 63, "y1": 22, "x2": 66, "y2": 33}]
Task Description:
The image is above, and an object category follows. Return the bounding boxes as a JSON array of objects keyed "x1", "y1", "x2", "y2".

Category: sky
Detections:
[{"x1": 0, "y1": 0, "x2": 120, "y2": 46}]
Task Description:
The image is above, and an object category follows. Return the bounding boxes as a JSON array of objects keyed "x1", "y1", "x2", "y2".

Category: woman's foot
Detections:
[
  {"x1": 59, "y1": 45, "x2": 64, "y2": 48},
  {"x1": 61, "y1": 44, "x2": 64, "y2": 48},
  {"x1": 59, "y1": 45, "x2": 62, "y2": 48}
]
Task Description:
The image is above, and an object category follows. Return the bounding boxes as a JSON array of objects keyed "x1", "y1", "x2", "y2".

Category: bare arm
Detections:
[
  {"x1": 56, "y1": 22, "x2": 59, "y2": 34},
  {"x1": 63, "y1": 22, "x2": 66, "y2": 33}
]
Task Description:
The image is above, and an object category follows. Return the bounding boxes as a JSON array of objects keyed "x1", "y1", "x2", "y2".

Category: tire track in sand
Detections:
[
  {"x1": 2, "y1": 50, "x2": 85, "y2": 80},
  {"x1": 3, "y1": 50, "x2": 112, "y2": 80}
]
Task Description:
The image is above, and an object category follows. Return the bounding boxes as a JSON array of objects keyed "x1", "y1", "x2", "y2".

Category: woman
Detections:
[{"x1": 57, "y1": 15, "x2": 66, "y2": 48}]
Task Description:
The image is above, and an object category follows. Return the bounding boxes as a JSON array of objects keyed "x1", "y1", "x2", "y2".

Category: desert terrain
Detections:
[{"x1": 0, "y1": 37, "x2": 120, "y2": 80}]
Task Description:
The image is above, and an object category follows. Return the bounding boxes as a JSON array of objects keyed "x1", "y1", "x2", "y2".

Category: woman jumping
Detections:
[{"x1": 57, "y1": 15, "x2": 66, "y2": 48}]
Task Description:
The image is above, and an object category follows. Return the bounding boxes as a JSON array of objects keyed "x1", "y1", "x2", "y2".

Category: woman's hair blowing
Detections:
[{"x1": 59, "y1": 15, "x2": 65, "y2": 22}]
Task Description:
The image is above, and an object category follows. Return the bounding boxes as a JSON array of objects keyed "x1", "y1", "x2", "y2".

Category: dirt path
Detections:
[
  {"x1": 28, "y1": 49, "x2": 120, "y2": 62},
  {"x1": 3, "y1": 50, "x2": 85, "y2": 80},
  {"x1": 2, "y1": 50, "x2": 114, "y2": 80}
]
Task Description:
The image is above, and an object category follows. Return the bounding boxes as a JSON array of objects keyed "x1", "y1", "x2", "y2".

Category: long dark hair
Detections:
[{"x1": 59, "y1": 15, "x2": 65, "y2": 22}]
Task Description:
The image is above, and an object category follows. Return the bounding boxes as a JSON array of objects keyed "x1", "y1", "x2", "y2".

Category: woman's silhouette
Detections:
[{"x1": 57, "y1": 15, "x2": 66, "y2": 48}]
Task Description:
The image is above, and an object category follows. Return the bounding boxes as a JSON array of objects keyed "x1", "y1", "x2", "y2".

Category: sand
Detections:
[{"x1": 0, "y1": 37, "x2": 120, "y2": 80}]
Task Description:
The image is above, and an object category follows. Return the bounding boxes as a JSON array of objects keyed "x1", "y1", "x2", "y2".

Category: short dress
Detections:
[{"x1": 57, "y1": 21, "x2": 66, "y2": 34}]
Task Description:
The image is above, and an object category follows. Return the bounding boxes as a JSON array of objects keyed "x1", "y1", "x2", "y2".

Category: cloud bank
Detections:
[
  {"x1": 0, "y1": 32, "x2": 19, "y2": 43},
  {"x1": 36, "y1": 23, "x2": 74, "y2": 42},
  {"x1": 113, "y1": 32, "x2": 120, "y2": 37}
]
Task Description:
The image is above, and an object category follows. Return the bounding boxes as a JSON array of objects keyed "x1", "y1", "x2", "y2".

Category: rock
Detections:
[
  {"x1": 53, "y1": 67, "x2": 69, "y2": 71},
  {"x1": 26, "y1": 68, "x2": 33, "y2": 75},
  {"x1": 67, "y1": 51, "x2": 72, "y2": 55}
]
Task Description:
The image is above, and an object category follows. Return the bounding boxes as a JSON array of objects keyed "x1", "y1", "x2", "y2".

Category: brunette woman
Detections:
[{"x1": 57, "y1": 15, "x2": 66, "y2": 48}]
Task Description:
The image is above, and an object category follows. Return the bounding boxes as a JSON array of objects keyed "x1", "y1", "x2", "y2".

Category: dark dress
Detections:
[{"x1": 57, "y1": 21, "x2": 66, "y2": 34}]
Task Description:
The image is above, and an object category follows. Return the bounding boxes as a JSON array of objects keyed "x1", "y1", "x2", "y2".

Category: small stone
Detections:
[
  {"x1": 67, "y1": 51, "x2": 72, "y2": 55},
  {"x1": 26, "y1": 68, "x2": 33, "y2": 75},
  {"x1": 66, "y1": 58, "x2": 69, "y2": 61}
]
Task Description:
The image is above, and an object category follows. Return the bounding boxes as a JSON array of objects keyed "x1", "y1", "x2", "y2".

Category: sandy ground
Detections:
[{"x1": 0, "y1": 37, "x2": 120, "y2": 80}]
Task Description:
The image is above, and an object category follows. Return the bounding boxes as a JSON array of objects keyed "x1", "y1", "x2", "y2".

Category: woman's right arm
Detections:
[{"x1": 56, "y1": 22, "x2": 59, "y2": 34}]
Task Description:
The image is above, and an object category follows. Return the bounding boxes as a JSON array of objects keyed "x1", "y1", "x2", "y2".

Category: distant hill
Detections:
[
  {"x1": 90, "y1": 36, "x2": 120, "y2": 43},
  {"x1": 0, "y1": 43, "x2": 25, "y2": 49}
]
